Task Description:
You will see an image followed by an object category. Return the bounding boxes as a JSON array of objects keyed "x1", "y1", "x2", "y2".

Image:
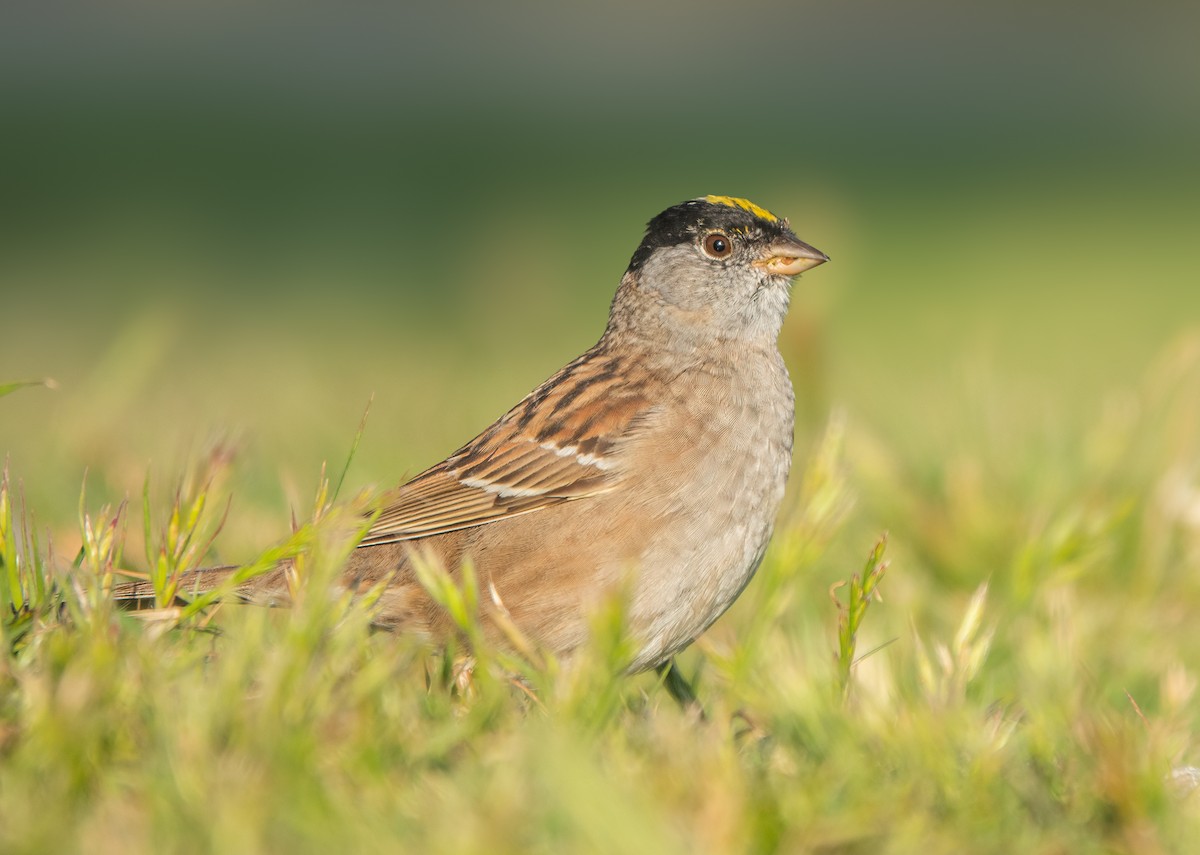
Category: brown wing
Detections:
[{"x1": 359, "y1": 348, "x2": 654, "y2": 547}]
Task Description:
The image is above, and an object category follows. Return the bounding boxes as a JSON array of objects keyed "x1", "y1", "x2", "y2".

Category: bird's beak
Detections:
[{"x1": 755, "y1": 236, "x2": 829, "y2": 276}]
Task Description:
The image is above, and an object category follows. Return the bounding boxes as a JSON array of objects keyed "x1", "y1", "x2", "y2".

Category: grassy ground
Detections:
[{"x1": 3, "y1": 171, "x2": 1200, "y2": 853}]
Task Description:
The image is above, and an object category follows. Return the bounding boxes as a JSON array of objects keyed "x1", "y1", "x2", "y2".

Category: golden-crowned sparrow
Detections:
[{"x1": 118, "y1": 196, "x2": 828, "y2": 672}]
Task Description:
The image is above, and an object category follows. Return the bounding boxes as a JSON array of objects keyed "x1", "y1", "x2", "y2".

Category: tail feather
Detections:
[{"x1": 112, "y1": 565, "x2": 290, "y2": 610}]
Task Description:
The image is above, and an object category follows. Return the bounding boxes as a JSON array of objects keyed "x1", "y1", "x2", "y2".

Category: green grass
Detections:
[
  {"x1": 3, "y1": 173, "x2": 1200, "y2": 852},
  {"x1": 3, "y1": 341, "x2": 1200, "y2": 853}
]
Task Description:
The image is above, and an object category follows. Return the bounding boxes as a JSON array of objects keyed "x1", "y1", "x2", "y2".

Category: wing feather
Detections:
[{"x1": 358, "y1": 350, "x2": 654, "y2": 547}]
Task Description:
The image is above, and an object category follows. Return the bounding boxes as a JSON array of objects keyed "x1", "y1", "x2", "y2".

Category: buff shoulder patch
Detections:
[{"x1": 704, "y1": 195, "x2": 780, "y2": 223}]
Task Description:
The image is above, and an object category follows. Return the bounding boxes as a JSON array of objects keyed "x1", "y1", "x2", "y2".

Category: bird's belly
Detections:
[{"x1": 624, "y1": 395, "x2": 793, "y2": 671}]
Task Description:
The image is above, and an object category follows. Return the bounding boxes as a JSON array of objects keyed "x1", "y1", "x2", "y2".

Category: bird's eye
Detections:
[{"x1": 702, "y1": 232, "x2": 733, "y2": 259}]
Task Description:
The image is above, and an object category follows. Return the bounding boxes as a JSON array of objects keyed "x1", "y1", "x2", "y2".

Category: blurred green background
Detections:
[{"x1": 2, "y1": 0, "x2": 1198, "y2": 566}]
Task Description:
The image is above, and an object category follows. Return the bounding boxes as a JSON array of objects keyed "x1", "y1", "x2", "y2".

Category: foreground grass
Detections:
[{"x1": 3, "y1": 334, "x2": 1200, "y2": 854}]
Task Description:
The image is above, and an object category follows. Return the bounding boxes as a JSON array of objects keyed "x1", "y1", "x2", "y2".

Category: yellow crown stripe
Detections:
[{"x1": 704, "y1": 195, "x2": 780, "y2": 223}]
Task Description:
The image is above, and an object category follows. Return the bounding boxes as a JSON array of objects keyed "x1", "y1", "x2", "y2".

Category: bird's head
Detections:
[{"x1": 610, "y1": 196, "x2": 828, "y2": 347}]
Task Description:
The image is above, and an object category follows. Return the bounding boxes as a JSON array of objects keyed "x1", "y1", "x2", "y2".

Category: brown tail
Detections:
[{"x1": 111, "y1": 564, "x2": 292, "y2": 610}]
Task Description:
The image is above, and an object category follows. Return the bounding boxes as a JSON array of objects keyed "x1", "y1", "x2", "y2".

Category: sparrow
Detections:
[{"x1": 116, "y1": 196, "x2": 828, "y2": 674}]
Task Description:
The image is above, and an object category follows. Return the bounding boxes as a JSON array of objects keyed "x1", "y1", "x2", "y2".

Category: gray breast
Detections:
[{"x1": 627, "y1": 351, "x2": 794, "y2": 669}]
